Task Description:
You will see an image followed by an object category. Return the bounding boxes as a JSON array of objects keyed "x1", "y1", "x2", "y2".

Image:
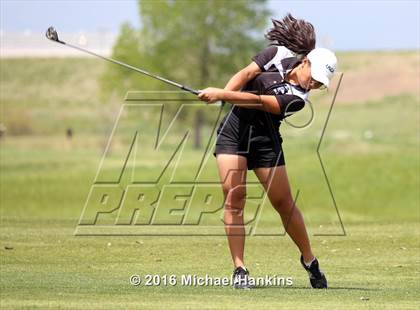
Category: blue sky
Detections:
[{"x1": 1, "y1": 0, "x2": 419, "y2": 51}]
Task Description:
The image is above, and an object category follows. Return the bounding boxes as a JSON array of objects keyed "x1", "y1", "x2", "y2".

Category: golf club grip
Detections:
[{"x1": 181, "y1": 86, "x2": 200, "y2": 95}]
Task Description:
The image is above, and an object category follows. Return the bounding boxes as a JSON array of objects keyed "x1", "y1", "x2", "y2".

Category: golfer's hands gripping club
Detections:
[{"x1": 198, "y1": 87, "x2": 225, "y2": 104}]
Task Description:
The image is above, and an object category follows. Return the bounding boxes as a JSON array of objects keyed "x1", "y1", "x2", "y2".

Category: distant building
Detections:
[{"x1": 0, "y1": 31, "x2": 117, "y2": 58}]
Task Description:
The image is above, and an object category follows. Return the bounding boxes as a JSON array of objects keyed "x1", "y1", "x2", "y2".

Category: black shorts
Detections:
[{"x1": 213, "y1": 111, "x2": 285, "y2": 170}]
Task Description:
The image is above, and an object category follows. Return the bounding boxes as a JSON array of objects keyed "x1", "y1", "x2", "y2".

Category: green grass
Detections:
[
  {"x1": 1, "y1": 56, "x2": 419, "y2": 309},
  {"x1": 1, "y1": 220, "x2": 419, "y2": 309}
]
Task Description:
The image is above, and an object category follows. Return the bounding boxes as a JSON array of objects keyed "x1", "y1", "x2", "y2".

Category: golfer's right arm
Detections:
[
  {"x1": 223, "y1": 62, "x2": 261, "y2": 91},
  {"x1": 198, "y1": 88, "x2": 280, "y2": 115}
]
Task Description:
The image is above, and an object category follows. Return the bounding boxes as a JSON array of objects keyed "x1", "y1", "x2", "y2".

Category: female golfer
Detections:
[{"x1": 198, "y1": 14, "x2": 337, "y2": 289}]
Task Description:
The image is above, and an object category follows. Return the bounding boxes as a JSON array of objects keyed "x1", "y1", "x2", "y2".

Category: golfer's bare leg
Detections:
[
  {"x1": 253, "y1": 165, "x2": 315, "y2": 262},
  {"x1": 216, "y1": 154, "x2": 248, "y2": 268}
]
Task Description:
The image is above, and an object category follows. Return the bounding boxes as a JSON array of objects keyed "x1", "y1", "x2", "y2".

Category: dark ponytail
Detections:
[{"x1": 265, "y1": 13, "x2": 316, "y2": 57}]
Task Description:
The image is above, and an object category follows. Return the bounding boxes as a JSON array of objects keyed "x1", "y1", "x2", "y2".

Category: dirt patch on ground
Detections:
[{"x1": 313, "y1": 51, "x2": 420, "y2": 104}]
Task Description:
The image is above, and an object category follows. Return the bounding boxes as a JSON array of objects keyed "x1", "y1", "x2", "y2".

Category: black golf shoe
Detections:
[
  {"x1": 300, "y1": 255, "x2": 328, "y2": 289},
  {"x1": 232, "y1": 266, "x2": 254, "y2": 289}
]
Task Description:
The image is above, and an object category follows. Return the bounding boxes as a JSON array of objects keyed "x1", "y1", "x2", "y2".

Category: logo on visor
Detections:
[{"x1": 326, "y1": 64, "x2": 335, "y2": 73}]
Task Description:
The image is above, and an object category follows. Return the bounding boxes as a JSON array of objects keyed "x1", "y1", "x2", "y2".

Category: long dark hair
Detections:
[{"x1": 265, "y1": 13, "x2": 316, "y2": 57}]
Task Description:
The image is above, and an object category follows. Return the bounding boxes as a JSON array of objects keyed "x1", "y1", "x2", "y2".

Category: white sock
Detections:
[{"x1": 304, "y1": 257, "x2": 316, "y2": 267}]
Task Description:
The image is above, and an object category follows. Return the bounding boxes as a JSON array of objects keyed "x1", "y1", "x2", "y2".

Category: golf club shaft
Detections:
[{"x1": 54, "y1": 41, "x2": 200, "y2": 95}]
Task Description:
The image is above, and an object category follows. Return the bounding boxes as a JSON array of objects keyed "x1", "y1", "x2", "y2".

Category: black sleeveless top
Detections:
[{"x1": 218, "y1": 45, "x2": 310, "y2": 151}]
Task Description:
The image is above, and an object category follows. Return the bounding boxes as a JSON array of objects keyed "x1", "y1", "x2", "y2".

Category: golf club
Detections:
[{"x1": 45, "y1": 27, "x2": 200, "y2": 95}]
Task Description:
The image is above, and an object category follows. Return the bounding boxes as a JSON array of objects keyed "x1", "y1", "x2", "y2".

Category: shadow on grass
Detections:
[{"x1": 254, "y1": 285, "x2": 380, "y2": 291}]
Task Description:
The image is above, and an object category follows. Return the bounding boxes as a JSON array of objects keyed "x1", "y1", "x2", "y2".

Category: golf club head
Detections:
[{"x1": 46, "y1": 27, "x2": 60, "y2": 42}]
